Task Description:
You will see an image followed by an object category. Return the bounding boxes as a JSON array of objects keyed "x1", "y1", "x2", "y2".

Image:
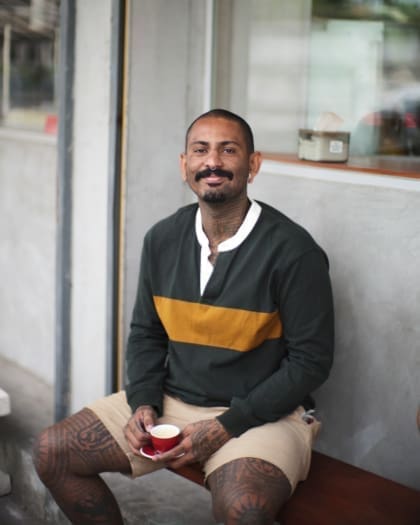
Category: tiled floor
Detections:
[{"x1": 104, "y1": 470, "x2": 215, "y2": 525}]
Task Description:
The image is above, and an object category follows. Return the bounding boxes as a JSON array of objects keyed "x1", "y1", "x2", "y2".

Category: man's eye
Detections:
[
  {"x1": 194, "y1": 148, "x2": 206, "y2": 154},
  {"x1": 224, "y1": 147, "x2": 235, "y2": 154}
]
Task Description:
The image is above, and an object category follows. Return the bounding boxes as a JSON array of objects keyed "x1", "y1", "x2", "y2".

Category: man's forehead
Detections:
[{"x1": 187, "y1": 117, "x2": 244, "y2": 144}]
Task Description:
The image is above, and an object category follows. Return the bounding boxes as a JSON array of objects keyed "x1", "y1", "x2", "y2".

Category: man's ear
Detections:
[
  {"x1": 179, "y1": 153, "x2": 187, "y2": 182},
  {"x1": 248, "y1": 151, "x2": 262, "y2": 184}
]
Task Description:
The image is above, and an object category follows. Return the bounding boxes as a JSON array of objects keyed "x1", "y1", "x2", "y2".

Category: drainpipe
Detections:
[
  {"x1": 203, "y1": 0, "x2": 215, "y2": 111},
  {"x1": 1, "y1": 24, "x2": 11, "y2": 118},
  {"x1": 106, "y1": 0, "x2": 126, "y2": 394},
  {"x1": 55, "y1": 0, "x2": 75, "y2": 422}
]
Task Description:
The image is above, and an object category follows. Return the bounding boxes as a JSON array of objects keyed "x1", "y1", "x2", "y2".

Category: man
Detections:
[{"x1": 33, "y1": 109, "x2": 334, "y2": 524}]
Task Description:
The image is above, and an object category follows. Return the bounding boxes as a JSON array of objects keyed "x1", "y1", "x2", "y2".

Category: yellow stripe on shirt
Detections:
[{"x1": 153, "y1": 296, "x2": 282, "y2": 352}]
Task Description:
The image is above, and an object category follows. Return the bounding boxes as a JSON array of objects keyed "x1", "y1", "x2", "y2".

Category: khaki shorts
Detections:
[{"x1": 87, "y1": 391, "x2": 320, "y2": 492}]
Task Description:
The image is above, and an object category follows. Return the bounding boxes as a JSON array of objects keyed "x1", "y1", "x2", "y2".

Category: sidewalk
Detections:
[{"x1": 0, "y1": 356, "x2": 215, "y2": 524}]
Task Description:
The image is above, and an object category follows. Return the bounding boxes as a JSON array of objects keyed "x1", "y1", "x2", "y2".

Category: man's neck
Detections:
[{"x1": 199, "y1": 197, "x2": 251, "y2": 248}]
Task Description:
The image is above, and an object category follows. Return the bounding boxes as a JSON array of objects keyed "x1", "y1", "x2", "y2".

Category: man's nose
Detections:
[{"x1": 205, "y1": 150, "x2": 222, "y2": 169}]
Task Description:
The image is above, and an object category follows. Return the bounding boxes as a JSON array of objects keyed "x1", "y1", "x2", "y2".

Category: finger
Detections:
[
  {"x1": 125, "y1": 427, "x2": 143, "y2": 456},
  {"x1": 134, "y1": 406, "x2": 157, "y2": 430},
  {"x1": 130, "y1": 415, "x2": 152, "y2": 440},
  {"x1": 126, "y1": 419, "x2": 143, "y2": 440},
  {"x1": 125, "y1": 424, "x2": 150, "y2": 452},
  {"x1": 151, "y1": 443, "x2": 187, "y2": 464},
  {"x1": 127, "y1": 440, "x2": 142, "y2": 456},
  {"x1": 124, "y1": 425, "x2": 141, "y2": 449},
  {"x1": 166, "y1": 451, "x2": 195, "y2": 470},
  {"x1": 142, "y1": 410, "x2": 157, "y2": 432},
  {"x1": 131, "y1": 413, "x2": 147, "y2": 433},
  {"x1": 134, "y1": 418, "x2": 146, "y2": 432}
]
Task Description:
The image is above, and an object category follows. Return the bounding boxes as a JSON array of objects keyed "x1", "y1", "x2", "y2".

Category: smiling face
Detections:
[{"x1": 180, "y1": 116, "x2": 261, "y2": 205}]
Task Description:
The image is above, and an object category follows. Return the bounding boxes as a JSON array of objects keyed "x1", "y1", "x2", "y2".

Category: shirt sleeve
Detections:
[
  {"x1": 125, "y1": 232, "x2": 169, "y2": 416},
  {"x1": 217, "y1": 248, "x2": 334, "y2": 436}
]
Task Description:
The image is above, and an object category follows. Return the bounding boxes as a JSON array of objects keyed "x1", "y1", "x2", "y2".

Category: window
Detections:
[
  {"x1": 213, "y1": 0, "x2": 420, "y2": 175},
  {"x1": 0, "y1": 0, "x2": 59, "y2": 134}
]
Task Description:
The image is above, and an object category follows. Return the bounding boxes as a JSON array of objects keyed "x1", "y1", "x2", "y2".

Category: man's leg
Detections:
[
  {"x1": 207, "y1": 457, "x2": 291, "y2": 525},
  {"x1": 33, "y1": 407, "x2": 131, "y2": 525}
]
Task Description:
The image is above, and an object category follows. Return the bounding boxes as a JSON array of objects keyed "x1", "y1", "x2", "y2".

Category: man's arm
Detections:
[
  {"x1": 125, "y1": 233, "x2": 169, "y2": 416},
  {"x1": 150, "y1": 248, "x2": 333, "y2": 467},
  {"x1": 151, "y1": 418, "x2": 232, "y2": 468},
  {"x1": 218, "y1": 248, "x2": 334, "y2": 436}
]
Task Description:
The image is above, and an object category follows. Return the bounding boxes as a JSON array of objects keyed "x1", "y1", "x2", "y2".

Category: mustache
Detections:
[{"x1": 195, "y1": 168, "x2": 234, "y2": 182}]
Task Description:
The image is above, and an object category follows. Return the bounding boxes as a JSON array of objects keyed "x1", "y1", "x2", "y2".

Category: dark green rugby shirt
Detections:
[{"x1": 126, "y1": 201, "x2": 334, "y2": 437}]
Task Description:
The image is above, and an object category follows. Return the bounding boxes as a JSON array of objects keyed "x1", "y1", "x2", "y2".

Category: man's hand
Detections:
[
  {"x1": 151, "y1": 418, "x2": 231, "y2": 468},
  {"x1": 124, "y1": 405, "x2": 157, "y2": 455}
]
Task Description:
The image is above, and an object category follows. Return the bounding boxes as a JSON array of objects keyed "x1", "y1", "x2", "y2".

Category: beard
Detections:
[
  {"x1": 202, "y1": 190, "x2": 227, "y2": 203},
  {"x1": 195, "y1": 168, "x2": 233, "y2": 203}
]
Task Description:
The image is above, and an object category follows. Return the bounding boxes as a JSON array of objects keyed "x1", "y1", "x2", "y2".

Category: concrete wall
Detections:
[
  {"x1": 121, "y1": 0, "x2": 420, "y2": 490},
  {"x1": 70, "y1": 0, "x2": 211, "y2": 407},
  {"x1": 251, "y1": 162, "x2": 420, "y2": 490},
  {"x1": 123, "y1": 0, "x2": 209, "y2": 340},
  {"x1": 70, "y1": 0, "x2": 115, "y2": 411},
  {"x1": 1, "y1": 0, "x2": 418, "y2": 492},
  {"x1": 0, "y1": 0, "x2": 118, "y2": 414},
  {"x1": 0, "y1": 0, "x2": 210, "y2": 412},
  {"x1": 0, "y1": 130, "x2": 56, "y2": 383}
]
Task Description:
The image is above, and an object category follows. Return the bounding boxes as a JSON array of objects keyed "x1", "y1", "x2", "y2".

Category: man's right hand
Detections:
[
  {"x1": 152, "y1": 417, "x2": 231, "y2": 468},
  {"x1": 124, "y1": 405, "x2": 157, "y2": 455}
]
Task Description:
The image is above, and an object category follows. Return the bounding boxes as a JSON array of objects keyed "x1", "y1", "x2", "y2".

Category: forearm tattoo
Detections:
[{"x1": 190, "y1": 419, "x2": 230, "y2": 463}]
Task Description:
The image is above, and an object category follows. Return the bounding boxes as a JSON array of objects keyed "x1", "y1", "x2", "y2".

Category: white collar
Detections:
[
  {"x1": 195, "y1": 200, "x2": 262, "y2": 252},
  {"x1": 195, "y1": 200, "x2": 262, "y2": 294}
]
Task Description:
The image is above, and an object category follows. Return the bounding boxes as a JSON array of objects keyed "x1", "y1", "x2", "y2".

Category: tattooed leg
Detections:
[
  {"x1": 33, "y1": 408, "x2": 131, "y2": 524},
  {"x1": 208, "y1": 457, "x2": 291, "y2": 525}
]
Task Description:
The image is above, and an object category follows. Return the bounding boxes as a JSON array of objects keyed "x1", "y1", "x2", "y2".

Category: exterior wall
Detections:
[
  {"x1": 120, "y1": 0, "x2": 420, "y2": 490},
  {"x1": 251, "y1": 162, "x2": 420, "y2": 489},
  {"x1": 0, "y1": 130, "x2": 56, "y2": 383},
  {"x1": 70, "y1": 0, "x2": 210, "y2": 408},
  {"x1": 123, "y1": 0, "x2": 209, "y2": 342},
  {"x1": 0, "y1": 0, "x2": 117, "y2": 413},
  {"x1": 70, "y1": 0, "x2": 115, "y2": 411},
  {"x1": 1, "y1": 0, "x2": 418, "y2": 492}
]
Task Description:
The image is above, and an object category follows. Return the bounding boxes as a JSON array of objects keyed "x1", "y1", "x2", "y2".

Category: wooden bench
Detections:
[{"x1": 171, "y1": 451, "x2": 420, "y2": 524}]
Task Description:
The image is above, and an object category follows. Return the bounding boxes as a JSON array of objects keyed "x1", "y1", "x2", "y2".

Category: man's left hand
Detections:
[{"x1": 151, "y1": 418, "x2": 231, "y2": 468}]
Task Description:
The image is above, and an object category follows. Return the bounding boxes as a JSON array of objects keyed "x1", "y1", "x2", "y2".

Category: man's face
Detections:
[{"x1": 180, "y1": 117, "x2": 261, "y2": 204}]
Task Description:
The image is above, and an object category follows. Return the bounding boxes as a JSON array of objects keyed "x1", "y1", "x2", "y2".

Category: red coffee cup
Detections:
[{"x1": 150, "y1": 424, "x2": 181, "y2": 453}]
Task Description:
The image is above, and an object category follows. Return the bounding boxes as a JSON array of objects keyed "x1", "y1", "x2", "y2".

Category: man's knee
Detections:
[
  {"x1": 208, "y1": 457, "x2": 291, "y2": 524},
  {"x1": 32, "y1": 423, "x2": 67, "y2": 484},
  {"x1": 213, "y1": 499, "x2": 278, "y2": 524},
  {"x1": 32, "y1": 409, "x2": 91, "y2": 483}
]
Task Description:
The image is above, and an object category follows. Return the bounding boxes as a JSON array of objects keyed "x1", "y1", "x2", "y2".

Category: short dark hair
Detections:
[{"x1": 185, "y1": 109, "x2": 255, "y2": 154}]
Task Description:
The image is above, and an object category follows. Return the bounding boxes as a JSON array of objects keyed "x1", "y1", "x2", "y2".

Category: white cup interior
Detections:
[{"x1": 150, "y1": 424, "x2": 180, "y2": 439}]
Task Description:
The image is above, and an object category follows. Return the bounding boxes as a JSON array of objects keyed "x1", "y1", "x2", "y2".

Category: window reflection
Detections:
[
  {"x1": 0, "y1": 0, "x2": 59, "y2": 133},
  {"x1": 311, "y1": 0, "x2": 420, "y2": 158},
  {"x1": 216, "y1": 0, "x2": 420, "y2": 169}
]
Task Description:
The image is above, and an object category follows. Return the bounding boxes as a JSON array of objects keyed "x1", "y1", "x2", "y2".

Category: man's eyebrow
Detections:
[
  {"x1": 220, "y1": 140, "x2": 241, "y2": 147},
  {"x1": 189, "y1": 140, "x2": 241, "y2": 147},
  {"x1": 189, "y1": 140, "x2": 209, "y2": 147}
]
